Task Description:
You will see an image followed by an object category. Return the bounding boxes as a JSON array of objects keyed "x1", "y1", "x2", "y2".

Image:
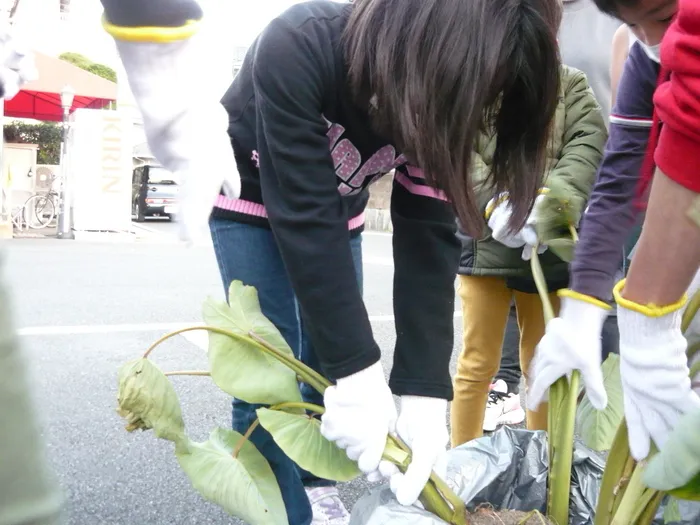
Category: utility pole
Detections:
[{"x1": 56, "y1": 84, "x2": 74, "y2": 239}]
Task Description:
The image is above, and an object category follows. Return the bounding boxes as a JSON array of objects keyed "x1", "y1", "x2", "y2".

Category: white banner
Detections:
[{"x1": 68, "y1": 108, "x2": 133, "y2": 234}]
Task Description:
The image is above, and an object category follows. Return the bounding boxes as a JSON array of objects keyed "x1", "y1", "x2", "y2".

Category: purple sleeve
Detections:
[{"x1": 569, "y1": 45, "x2": 659, "y2": 301}]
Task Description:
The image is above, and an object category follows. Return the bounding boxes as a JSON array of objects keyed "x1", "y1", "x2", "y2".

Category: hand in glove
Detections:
[
  {"x1": 0, "y1": 26, "x2": 37, "y2": 100},
  {"x1": 376, "y1": 396, "x2": 449, "y2": 506},
  {"x1": 487, "y1": 193, "x2": 548, "y2": 259},
  {"x1": 320, "y1": 362, "x2": 397, "y2": 474},
  {"x1": 534, "y1": 181, "x2": 587, "y2": 263},
  {"x1": 528, "y1": 291, "x2": 611, "y2": 411},
  {"x1": 614, "y1": 280, "x2": 700, "y2": 461},
  {"x1": 520, "y1": 195, "x2": 548, "y2": 261},
  {"x1": 110, "y1": 33, "x2": 240, "y2": 245}
]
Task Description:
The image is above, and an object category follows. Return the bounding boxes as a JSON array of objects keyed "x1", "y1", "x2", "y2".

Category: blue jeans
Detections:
[{"x1": 209, "y1": 218, "x2": 363, "y2": 525}]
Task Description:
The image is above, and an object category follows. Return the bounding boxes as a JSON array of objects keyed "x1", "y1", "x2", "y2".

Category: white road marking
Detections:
[
  {"x1": 363, "y1": 256, "x2": 393, "y2": 267},
  {"x1": 16, "y1": 322, "x2": 202, "y2": 336},
  {"x1": 16, "y1": 312, "x2": 461, "y2": 337}
]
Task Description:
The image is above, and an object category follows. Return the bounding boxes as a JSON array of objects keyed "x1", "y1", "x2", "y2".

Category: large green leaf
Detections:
[
  {"x1": 644, "y1": 409, "x2": 700, "y2": 501},
  {"x1": 575, "y1": 354, "x2": 624, "y2": 451},
  {"x1": 546, "y1": 238, "x2": 575, "y2": 263},
  {"x1": 177, "y1": 428, "x2": 288, "y2": 524},
  {"x1": 257, "y1": 408, "x2": 361, "y2": 482},
  {"x1": 202, "y1": 281, "x2": 302, "y2": 406},
  {"x1": 117, "y1": 358, "x2": 186, "y2": 444}
]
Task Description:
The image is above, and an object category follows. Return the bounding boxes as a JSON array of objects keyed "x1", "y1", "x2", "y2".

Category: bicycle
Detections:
[{"x1": 21, "y1": 175, "x2": 60, "y2": 229}]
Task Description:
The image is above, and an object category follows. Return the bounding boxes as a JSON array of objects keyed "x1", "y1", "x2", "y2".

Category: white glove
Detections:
[
  {"x1": 615, "y1": 285, "x2": 700, "y2": 461},
  {"x1": 320, "y1": 362, "x2": 397, "y2": 474},
  {"x1": 113, "y1": 35, "x2": 241, "y2": 245},
  {"x1": 527, "y1": 293, "x2": 610, "y2": 411},
  {"x1": 487, "y1": 194, "x2": 526, "y2": 248},
  {"x1": 0, "y1": 25, "x2": 37, "y2": 100},
  {"x1": 377, "y1": 396, "x2": 448, "y2": 506},
  {"x1": 520, "y1": 195, "x2": 548, "y2": 260},
  {"x1": 488, "y1": 194, "x2": 547, "y2": 258}
]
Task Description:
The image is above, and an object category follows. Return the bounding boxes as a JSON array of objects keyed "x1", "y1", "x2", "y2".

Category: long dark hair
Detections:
[{"x1": 343, "y1": 0, "x2": 562, "y2": 236}]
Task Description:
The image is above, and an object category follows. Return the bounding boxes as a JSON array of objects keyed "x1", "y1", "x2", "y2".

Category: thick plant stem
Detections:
[
  {"x1": 549, "y1": 372, "x2": 580, "y2": 525},
  {"x1": 248, "y1": 331, "x2": 332, "y2": 392},
  {"x1": 690, "y1": 356, "x2": 700, "y2": 380},
  {"x1": 682, "y1": 288, "x2": 700, "y2": 333},
  {"x1": 389, "y1": 434, "x2": 466, "y2": 521},
  {"x1": 164, "y1": 370, "x2": 211, "y2": 377},
  {"x1": 270, "y1": 402, "x2": 325, "y2": 414},
  {"x1": 532, "y1": 247, "x2": 578, "y2": 525},
  {"x1": 612, "y1": 454, "x2": 637, "y2": 518},
  {"x1": 232, "y1": 419, "x2": 260, "y2": 458},
  {"x1": 631, "y1": 490, "x2": 664, "y2": 525},
  {"x1": 145, "y1": 326, "x2": 464, "y2": 524},
  {"x1": 382, "y1": 440, "x2": 466, "y2": 525},
  {"x1": 611, "y1": 463, "x2": 648, "y2": 525},
  {"x1": 142, "y1": 325, "x2": 329, "y2": 394},
  {"x1": 594, "y1": 422, "x2": 631, "y2": 525}
]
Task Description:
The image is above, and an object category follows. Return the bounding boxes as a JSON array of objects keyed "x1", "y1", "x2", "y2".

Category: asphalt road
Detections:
[{"x1": 4, "y1": 223, "x2": 466, "y2": 525}]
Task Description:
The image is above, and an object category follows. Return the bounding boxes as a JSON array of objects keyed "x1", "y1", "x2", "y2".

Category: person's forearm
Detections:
[{"x1": 621, "y1": 168, "x2": 700, "y2": 305}]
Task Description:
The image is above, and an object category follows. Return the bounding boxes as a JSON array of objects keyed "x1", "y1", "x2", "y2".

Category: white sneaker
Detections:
[
  {"x1": 306, "y1": 486, "x2": 350, "y2": 525},
  {"x1": 483, "y1": 379, "x2": 525, "y2": 432}
]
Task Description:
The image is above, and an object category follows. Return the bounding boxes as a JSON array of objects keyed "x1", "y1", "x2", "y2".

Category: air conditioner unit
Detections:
[{"x1": 35, "y1": 165, "x2": 56, "y2": 190}]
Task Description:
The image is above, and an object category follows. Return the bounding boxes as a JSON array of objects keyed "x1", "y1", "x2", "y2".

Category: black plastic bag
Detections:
[{"x1": 350, "y1": 427, "x2": 700, "y2": 525}]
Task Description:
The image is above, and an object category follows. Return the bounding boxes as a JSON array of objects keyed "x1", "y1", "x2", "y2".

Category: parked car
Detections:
[{"x1": 132, "y1": 164, "x2": 180, "y2": 222}]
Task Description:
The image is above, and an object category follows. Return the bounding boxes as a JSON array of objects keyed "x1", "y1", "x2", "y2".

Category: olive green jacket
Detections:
[{"x1": 457, "y1": 65, "x2": 608, "y2": 282}]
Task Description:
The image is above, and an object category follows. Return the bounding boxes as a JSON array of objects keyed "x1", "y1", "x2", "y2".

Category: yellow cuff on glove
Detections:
[
  {"x1": 613, "y1": 278, "x2": 688, "y2": 317},
  {"x1": 558, "y1": 289, "x2": 612, "y2": 311},
  {"x1": 102, "y1": 16, "x2": 200, "y2": 43},
  {"x1": 484, "y1": 188, "x2": 549, "y2": 220}
]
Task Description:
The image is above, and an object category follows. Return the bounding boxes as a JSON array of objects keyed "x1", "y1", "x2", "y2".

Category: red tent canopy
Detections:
[{"x1": 4, "y1": 52, "x2": 118, "y2": 121}]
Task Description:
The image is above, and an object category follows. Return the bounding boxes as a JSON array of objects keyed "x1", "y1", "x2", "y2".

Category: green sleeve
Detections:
[
  {"x1": 0, "y1": 269, "x2": 63, "y2": 525},
  {"x1": 544, "y1": 68, "x2": 608, "y2": 219},
  {"x1": 471, "y1": 133, "x2": 498, "y2": 217}
]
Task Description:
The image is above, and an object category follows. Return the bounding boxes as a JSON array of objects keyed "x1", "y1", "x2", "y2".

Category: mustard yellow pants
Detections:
[{"x1": 450, "y1": 275, "x2": 560, "y2": 447}]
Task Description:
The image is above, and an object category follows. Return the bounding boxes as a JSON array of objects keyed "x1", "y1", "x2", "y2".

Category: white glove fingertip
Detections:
[
  {"x1": 433, "y1": 451, "x2": 448, "y2": 481},
  {"x1": 625, "y1": 398, "x2": 650, "y2": 461},
  {"x1": 396, "y1": 451, "x2": 435, "y2": 506},
  {"x1": 345, "y1": 444, "x2": 364, "y2": 461},
  {"x1": 357, "y1": 438, "x2": 385, "y2": 474},
  {"x1": 365, "y1": 470, "x2": 383, "y2": 484},
  {"x1": 378, "y1": 460, "x2": 400, "y2": 478},
  {"x1": 627, "y1": 426, "x2": 650, "y2": 461},
  {"x1": 526, "y1": 375, "x2": 553, "y2": 411},
  {"x1": 582, "y1": 366, "x2": 608, "y2": 411},
  {"x1": 389, "y1": 471, "x2": 404, "y2": 497}
]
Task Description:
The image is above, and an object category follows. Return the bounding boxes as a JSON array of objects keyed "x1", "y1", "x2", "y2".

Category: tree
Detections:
[
  {"x1": 4, "y1": 121, "x2": 62, "y2": 165},
  {"x1": 86, "y1": 63, "x2": 117, "y2": 83},
  {"x1": 59, "y1": 52, "x2": 117, "y2": 83}
]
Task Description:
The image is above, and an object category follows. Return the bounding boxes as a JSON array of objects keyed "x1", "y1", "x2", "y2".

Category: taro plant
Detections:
[
  {"x1": 116, "y1": 281, "x2": 467, "y2": 525},
  {"x1": 532, "y1": 180, "x2": 700, "y2": 525}
]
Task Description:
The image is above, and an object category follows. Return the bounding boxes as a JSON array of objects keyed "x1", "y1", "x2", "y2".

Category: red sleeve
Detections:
[{"x1": 653, "y1": 0, "x2": 700, "y2": 192}]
